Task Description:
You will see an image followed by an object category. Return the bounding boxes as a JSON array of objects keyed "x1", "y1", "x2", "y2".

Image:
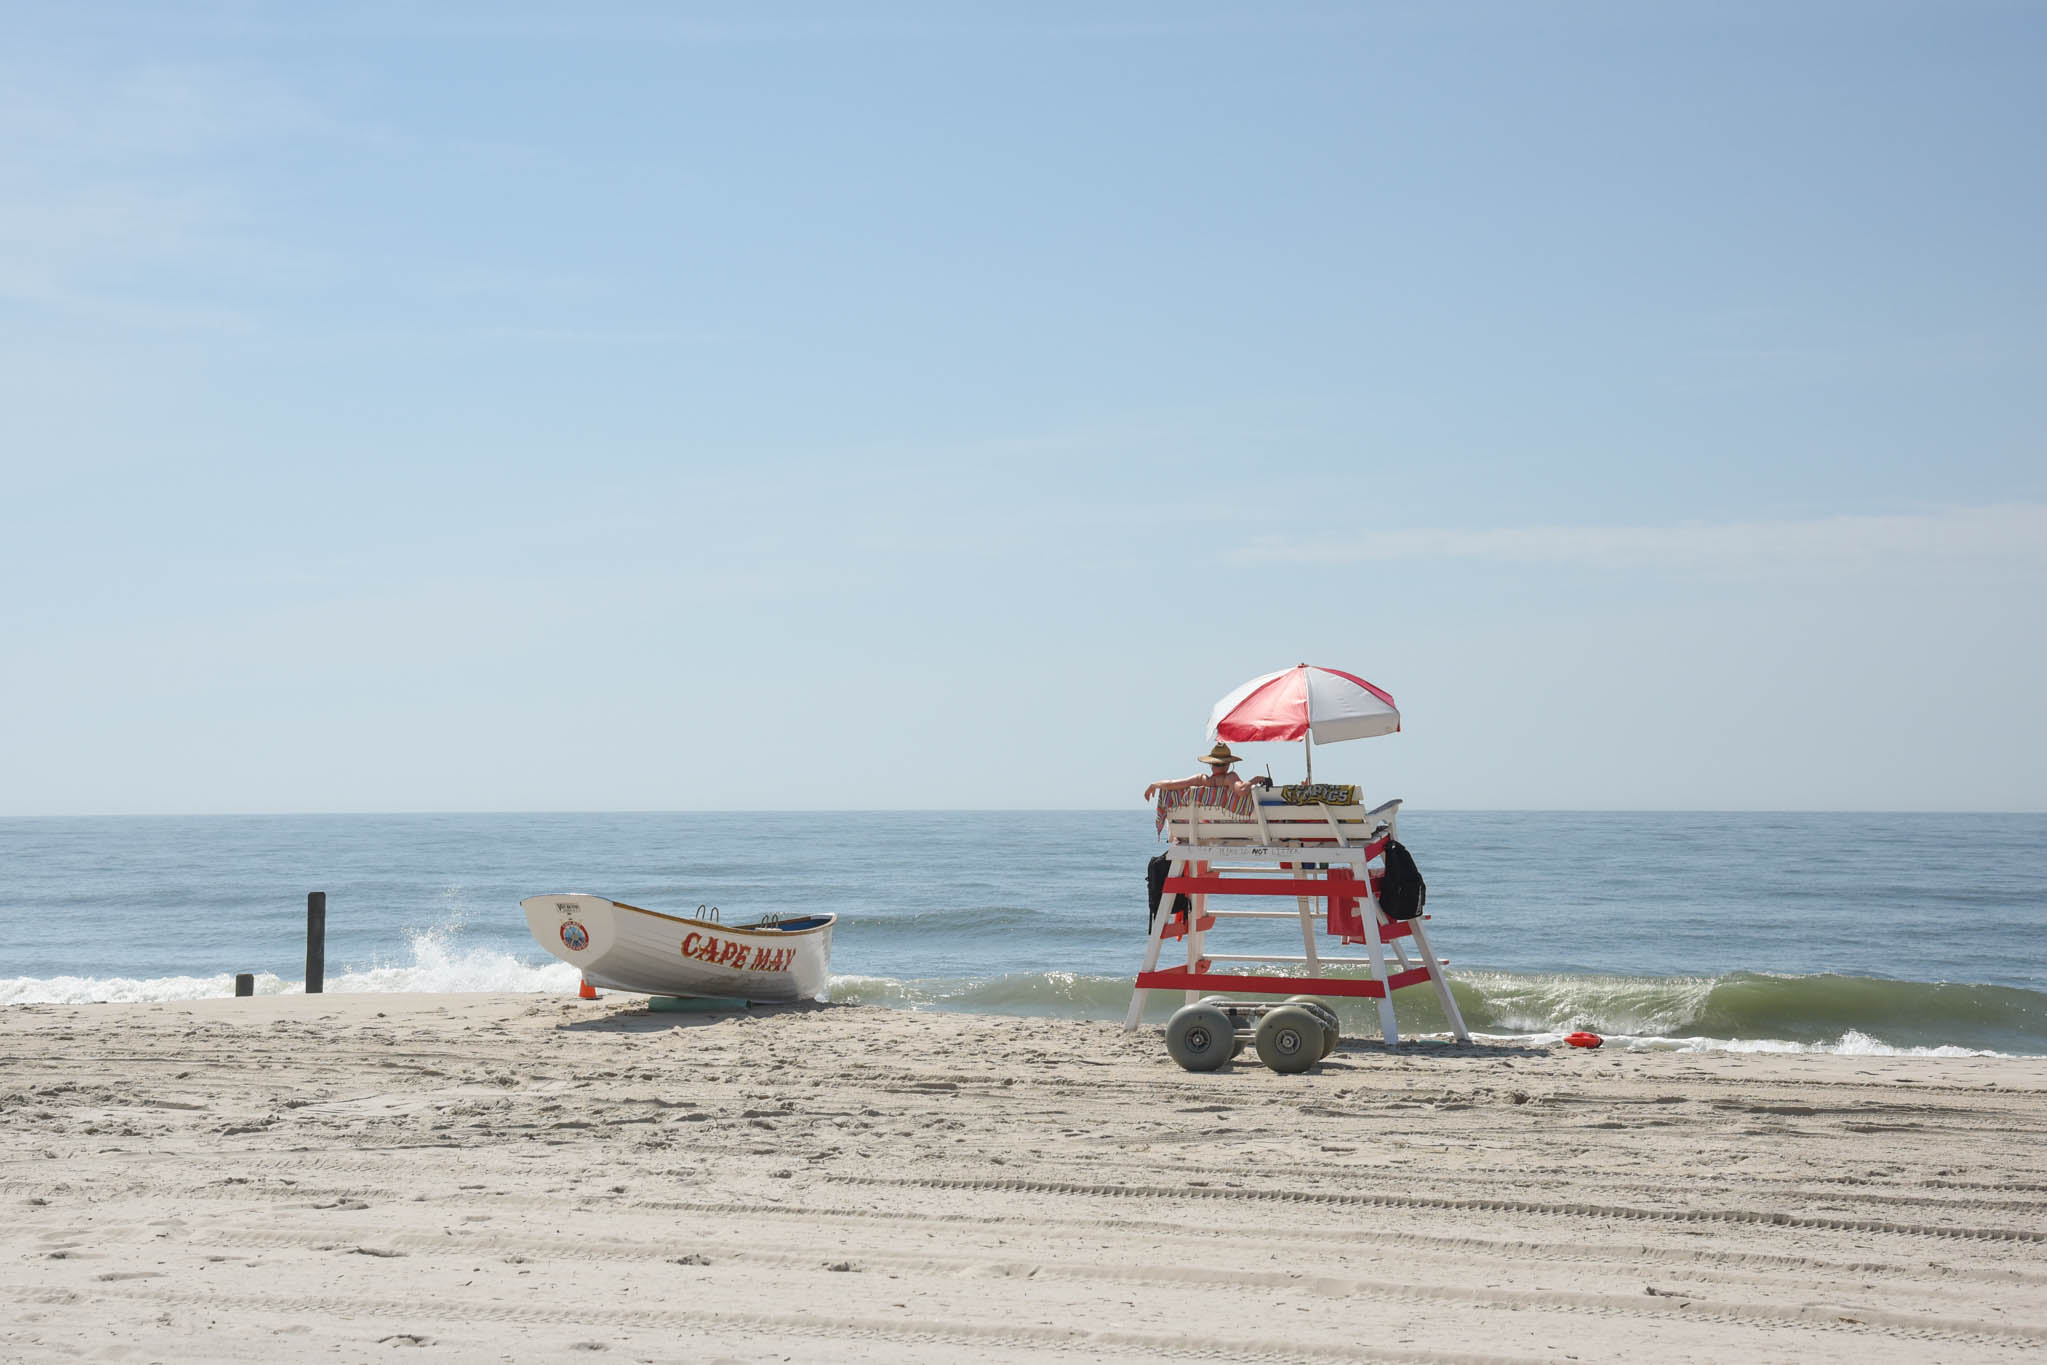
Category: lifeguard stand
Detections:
[{"x1": 1126, "y1": 785, "x2": 1469, "y2": 1045}]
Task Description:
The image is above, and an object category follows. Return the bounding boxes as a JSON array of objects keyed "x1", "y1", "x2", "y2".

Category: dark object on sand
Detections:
[{"x1": 306, "y1": 891, "x2": 327, "y2": 994}]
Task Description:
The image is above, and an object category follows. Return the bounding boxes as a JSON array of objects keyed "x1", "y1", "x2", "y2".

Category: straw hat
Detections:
[{"x1": 1197, "y1": 742, "x2": 1242, "y2": 767}]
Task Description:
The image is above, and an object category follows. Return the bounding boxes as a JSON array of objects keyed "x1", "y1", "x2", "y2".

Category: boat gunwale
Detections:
[{"x1": 588, "y1": 898, "x2": 834, "y2": 939}]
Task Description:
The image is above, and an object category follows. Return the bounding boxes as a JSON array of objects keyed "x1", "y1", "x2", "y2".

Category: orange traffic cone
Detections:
[{"x1": 578, "y1": 978, "x2": 598, "y2": 1000}]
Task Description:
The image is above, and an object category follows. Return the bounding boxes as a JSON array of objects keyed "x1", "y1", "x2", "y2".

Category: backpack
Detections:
[
  {"x1": 1378, "y1": 839, "x2": 1427, "y2": 921},
  {"x1": 1146, "y1": 853, "x2": 1192, "y2": 929}
]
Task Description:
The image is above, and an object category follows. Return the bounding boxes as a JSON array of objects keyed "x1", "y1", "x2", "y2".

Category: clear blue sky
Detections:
[{"x1": 5, "y1": 2, "x2": 2043, "y2": 814}]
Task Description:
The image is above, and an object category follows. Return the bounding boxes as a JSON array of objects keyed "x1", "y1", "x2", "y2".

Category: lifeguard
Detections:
[{"x1": 1144, "y1": 742, "x2": 1267, "y2": 803}]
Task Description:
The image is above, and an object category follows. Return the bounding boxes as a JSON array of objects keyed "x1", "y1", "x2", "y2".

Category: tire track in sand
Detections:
[
  {"x1": 1, "y1": 1284, "x2": 1549, "y2": 1365},
  {"x1": 173, "y1": 1224, "x2": 2047, "y2": 1347},
  {"x1": 829, "y1": 1173, "x2": 2047, "y2": 1244},
  {"x1": 19, "y1": 1169, "x2": 2045, "y2": 1289}
]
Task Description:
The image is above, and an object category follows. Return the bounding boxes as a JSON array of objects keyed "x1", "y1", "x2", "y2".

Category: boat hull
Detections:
[{"x1": 521, "y1": 893, "x2": 834, "y2": 1003}]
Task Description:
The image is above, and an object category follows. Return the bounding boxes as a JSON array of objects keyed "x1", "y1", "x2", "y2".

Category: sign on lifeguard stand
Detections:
[{"x1": 1127, "y1": 787, "x2": 1469, "y2": 1046}]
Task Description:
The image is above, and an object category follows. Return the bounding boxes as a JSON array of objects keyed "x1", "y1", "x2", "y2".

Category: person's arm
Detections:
[{"x1": 1144, "y1": 775, "x2": 1203, "y2": 800}]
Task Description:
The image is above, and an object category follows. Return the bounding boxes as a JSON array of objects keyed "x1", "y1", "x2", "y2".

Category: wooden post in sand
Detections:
[
  {"x1": 234, "y1": 973, "x2": 254, "y2": 997},
  {"x1": 305, "y1": 892, "x2": 327, "y2": 994}
]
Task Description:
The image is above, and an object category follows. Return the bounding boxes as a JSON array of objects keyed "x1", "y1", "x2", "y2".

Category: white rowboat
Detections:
[{"x1": 521, "y1": 893, "x2": 835, "y2": 1003}]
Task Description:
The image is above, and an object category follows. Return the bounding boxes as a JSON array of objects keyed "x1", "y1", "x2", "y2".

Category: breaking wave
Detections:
[
  {"x1": 0, "y1": 924, "x2": 578, "y2": 1005},
  {"x1": 8, "y1": 944, "x2": 2042, "y2": 1055},
  {"x1": 827, "y1": 968, "x2": 2046, "y2": 1056}
]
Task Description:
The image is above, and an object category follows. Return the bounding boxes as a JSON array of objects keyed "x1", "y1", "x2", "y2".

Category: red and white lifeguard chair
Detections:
[{"x1": 1124, "y1": 666, "x2": 1470, "y2": 1046}]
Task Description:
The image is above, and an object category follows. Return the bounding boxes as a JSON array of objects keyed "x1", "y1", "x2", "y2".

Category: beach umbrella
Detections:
[{"x1": 1208, "y1": 663, "x2": 1400, "y2": 782}]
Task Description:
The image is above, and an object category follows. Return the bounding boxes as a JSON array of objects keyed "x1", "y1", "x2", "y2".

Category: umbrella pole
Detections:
[{"x1": 1304, "y1": 734, "x2": 1312, "y2": 783}]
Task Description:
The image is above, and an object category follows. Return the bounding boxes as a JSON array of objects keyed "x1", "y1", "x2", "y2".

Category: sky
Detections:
[{"x1": 3, "y1": 1, "x2": 2043, "y2": 814}]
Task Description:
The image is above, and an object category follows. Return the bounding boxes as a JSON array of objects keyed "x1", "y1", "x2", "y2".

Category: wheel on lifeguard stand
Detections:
[
  {"x1": 1284, "y1": 996, "x2": 1342, "y2": 1059},
  {"x1": 1164, "y1": 1002, "x2": 1236, "y2": 1072},
  {"x1": 1193, "y1": 995, "x2": 1247, "y2": 1056},
  {"x1": 1254, "y1": 1006, "x2": 1322, "y2": 1074},
  {"x1": 1189, "y1": 995, "x2": 1243, "y2": 1055}
]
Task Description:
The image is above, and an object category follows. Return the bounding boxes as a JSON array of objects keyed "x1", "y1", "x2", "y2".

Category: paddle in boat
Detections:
[{"x1": 521, "y1": 893, "x2": 835, "y2": 1004}]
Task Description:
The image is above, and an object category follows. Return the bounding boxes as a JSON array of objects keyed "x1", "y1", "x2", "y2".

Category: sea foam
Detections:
[{"x1": 0, "y1": 926, "x2": 578, "y2": 1005}]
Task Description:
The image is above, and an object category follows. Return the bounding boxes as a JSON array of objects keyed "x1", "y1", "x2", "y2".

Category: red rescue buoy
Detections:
[{"x1": 1564, "y1": 1031, "x2": 1603, "y2": 1049}]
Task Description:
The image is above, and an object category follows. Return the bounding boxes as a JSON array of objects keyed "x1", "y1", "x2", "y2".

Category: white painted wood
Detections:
[
  {"x1": 1175, "y1": 807, "x2": 1386, "y2": 825},
  {"x1": 1181, "y1": 799, "x2": 1389, "y2": 818},
  {"x1": 1204, "y1": 953, "x2": 1379, "y2": 965},
  {"x1": 1164, "y1": 841, "x2": 1372, "y2": 866},
  {"x1": 1410, "y1": 918, "x2": 1470, "y2": 1044},
  {"x1": 1159, "y1": 820, "x2": 1388, "y2": 846},
  {"x1": 520, "y1": 893, "x2": 833, "y2": 1004},
  {"x1": 1123, "y1": 853, "x2": 1182, "y2": 1031},
  {"x1": 1358, "y1": 879, "x2": 1400, "y2": 1045},
  {"x1": 1294, "y1": 860, "x2": 1321, "y2": 977}
]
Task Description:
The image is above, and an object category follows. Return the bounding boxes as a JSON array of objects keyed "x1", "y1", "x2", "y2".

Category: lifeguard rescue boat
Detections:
[{"x1": 522, "y1": 893, "x2": 834, "y2": 1004}]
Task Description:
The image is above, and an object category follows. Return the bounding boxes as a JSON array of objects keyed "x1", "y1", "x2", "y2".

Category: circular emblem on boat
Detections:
[{"x1": 559, "y1": 921, "x2": 590, "y2": 952}]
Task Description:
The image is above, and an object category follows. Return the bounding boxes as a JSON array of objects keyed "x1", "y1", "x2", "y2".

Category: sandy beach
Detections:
[{"x1": 4, "y1": 994, "x2": 2044, "y2": 1364}]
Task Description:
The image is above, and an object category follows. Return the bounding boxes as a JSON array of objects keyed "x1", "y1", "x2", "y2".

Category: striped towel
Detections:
[{"x1": 1155, "y1": 786, "x2": 1257, "y2": 835}]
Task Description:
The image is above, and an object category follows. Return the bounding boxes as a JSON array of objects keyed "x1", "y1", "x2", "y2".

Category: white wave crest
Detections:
[
  {"x1": 0, "y1": 971, "x2": 295, "y2": 1005},
  {"x1": 826, "y1": 974, "x2": 931, "y2": 1007},
  {"x1": 1472, "y1": 1029, "x2": 2003, "y2": 1058},
  {"x1": 327, "y1": 929, "x2": 578, "y2": 995},
  {"x1": 1, "y1": 927, "x2": 578, "y2": 1005},
  {"x1": 1714, "y1": 1028, "x2": 1999, "y2": 1058}
]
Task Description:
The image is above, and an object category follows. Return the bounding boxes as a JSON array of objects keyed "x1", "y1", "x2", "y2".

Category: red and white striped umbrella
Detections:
[{"x1": 1208, "y1": 664, "x2": 1399, "y2": 779}]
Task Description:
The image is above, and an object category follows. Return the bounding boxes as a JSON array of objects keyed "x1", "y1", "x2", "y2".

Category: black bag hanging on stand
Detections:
[
  {"x1": 1146, "y1": 853, "x2": 1192, "y2": 929},
  {"x1": 1377, "y1": 839, "x2": 1427, "y2": 921}
]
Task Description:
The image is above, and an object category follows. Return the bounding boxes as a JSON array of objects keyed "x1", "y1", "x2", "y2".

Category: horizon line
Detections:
[{"x1": 4, "y1": 807, "x2": 2043, "y2": 819}]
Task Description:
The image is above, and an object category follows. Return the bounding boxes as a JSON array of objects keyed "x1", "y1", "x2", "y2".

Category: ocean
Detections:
[{"x1": 3, "y1": 810, "x2": 2043, "y2": 1055}]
